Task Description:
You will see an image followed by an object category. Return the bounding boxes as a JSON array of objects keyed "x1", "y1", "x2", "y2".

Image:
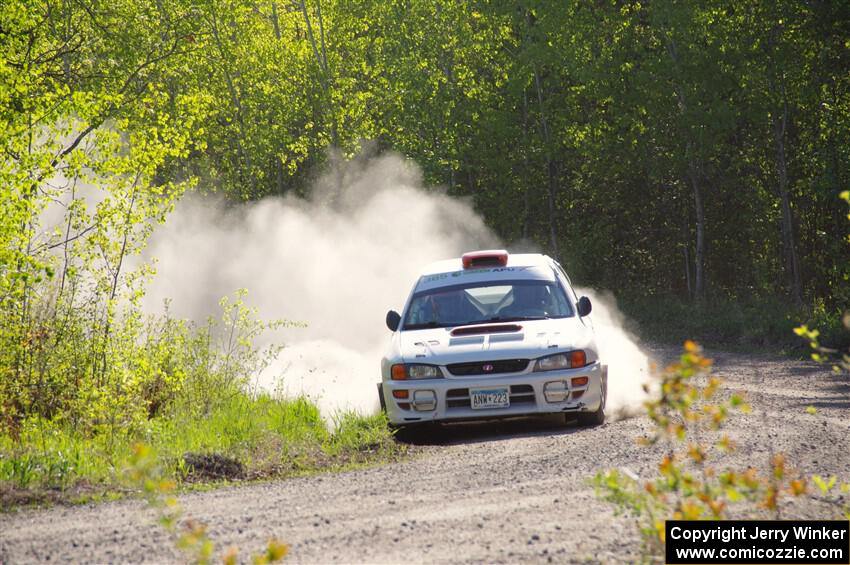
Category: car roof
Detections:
[
  {"x1": 413, "y1": 253, "x2": 560, "y2": 293},
  {"x1": 418, "y1": 252, "x2": 554, "y2": 276}
]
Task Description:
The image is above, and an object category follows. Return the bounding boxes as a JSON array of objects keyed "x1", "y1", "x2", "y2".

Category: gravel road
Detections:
[{"x1": 1, "y1": 347, "x2": 848, "y2": 564}]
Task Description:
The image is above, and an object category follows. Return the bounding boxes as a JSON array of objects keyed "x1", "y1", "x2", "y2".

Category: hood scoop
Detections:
[
  {"x1": 489, "y1": 332, "x2": 524, "y2": 343},
  {"x1": 448, "y1": 335, "x2": 486, "y2": 346},
  {"x1": 450, "y1": 323, "x2": 522, "y2": 337}
]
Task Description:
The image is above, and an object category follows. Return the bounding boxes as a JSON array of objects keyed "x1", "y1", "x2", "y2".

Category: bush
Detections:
[
  {"x1": 0, "y1": 291, "x2": 399, "y2": 504},
  {"x1": 594, "y1": 342, "x2": 849, "y2": 561}
]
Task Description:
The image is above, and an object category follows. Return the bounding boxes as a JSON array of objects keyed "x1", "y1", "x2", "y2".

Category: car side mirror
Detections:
[
  {"x1": 577, "y1": 296, "x2": 592, "y2": 317},
  {"x1": 386, "y1": 310, "x2": 401, "y2": 331}
]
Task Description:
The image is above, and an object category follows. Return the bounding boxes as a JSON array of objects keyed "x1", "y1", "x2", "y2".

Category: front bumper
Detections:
[{"x1": 380, "y1": 361, "x2": 606, "y2": 426}]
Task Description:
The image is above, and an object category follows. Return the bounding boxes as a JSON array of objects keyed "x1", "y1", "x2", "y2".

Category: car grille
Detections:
[
  {"x1": 446, "y1": 359, "x2": 530, "y2": 376},
  {"x1": 446, "y1": 385, "x2": 536, "y2": 409}
]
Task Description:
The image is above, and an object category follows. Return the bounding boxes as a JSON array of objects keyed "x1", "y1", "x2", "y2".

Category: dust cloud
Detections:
[
  {"x1": 143, "y1": 152, "x2": 650, "y2": 422},
  {"x1": 575, "y1": 288, "x2": 652, "y2": 418}
]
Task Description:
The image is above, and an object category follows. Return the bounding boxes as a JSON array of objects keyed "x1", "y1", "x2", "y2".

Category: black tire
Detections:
[
  {"x1": 575, "y1": 369, "x2": 607, "y2": 427},
  {"x1": 389, "y1": 423, "x2": 411, "y2": 441},
  {"x1": 377, "y1": 383, "x2": 386, "y2": 412},
  {"x1": 391, "y1": 422, "x2": 434, "y2": 444}
]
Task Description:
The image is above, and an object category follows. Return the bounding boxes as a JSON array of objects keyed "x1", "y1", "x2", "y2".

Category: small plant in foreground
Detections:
[
  {"x1": 594, "y1": 341, "x2": 849, "y2": 562},
  {"x1": 125, "y1": 443, "x2": 287, "y2": 564}
]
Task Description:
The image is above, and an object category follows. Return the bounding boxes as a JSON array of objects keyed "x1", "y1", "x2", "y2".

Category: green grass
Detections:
[
  {"x1": 0, "y1": 293, "x2": 409, "y2": 510},
  {"x1": 0, "y1": 391, "x2": 402, "y2": 509},
  {"x1": 618, "y1": 294, "x2": 849, "y2": 353}
]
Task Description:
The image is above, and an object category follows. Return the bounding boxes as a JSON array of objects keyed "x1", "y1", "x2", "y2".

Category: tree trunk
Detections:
[
  {"x1": 209, "y1": 9, "x2": 256, "y2": 198},
  {"x1": 521, "y1": 88, "x2": 531, "y2": 241},
  {"x1": 771, "y1": 85, "x2": 803, "y2": 307},
  {"x1": 687, "y1": 158, "x2": 706, "y2": 299},
  {"x1": 533, "y1": 68, "x2": 559, "y2": 259},
  {"x1": 764, "y1": 20, "x2": 803, "y2": 307},
  {"x1": 546, "y1": 160, "x2": 559, "y2": 259},
  {"x1": 99, "y1": 175, "x2": 139, "y2": 385},
  {"x1": 270, "y1": 2, "x2": 281, "y2": 40},
  {"x1": 299, "y1": 0, "x2": 338, "y2": 148},
  {"x1": 681, "y1": 210, "x2": 692, "y2": 297},
  {"x1": 666, "y1": 36, "x2": 706, "y2": 300}
]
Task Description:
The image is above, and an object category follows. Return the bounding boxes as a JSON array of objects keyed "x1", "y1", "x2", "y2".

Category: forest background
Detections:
[{"x1": 1, "y1": 0, "x2": 848, "y2": 498}]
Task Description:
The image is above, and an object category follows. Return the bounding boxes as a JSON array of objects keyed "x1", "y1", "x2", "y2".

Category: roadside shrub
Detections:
[
  {"x1": 3, "y1": 287, "x2": 291, "y2": 431},
  {"x1": 125, "y1": 443, "x2": 287, "y2": 564},
  {"x1": 594, "y1": 341, "x2": 849, "y2": 561},
  {"x1": 326, "y1": 412, "x2": 396, "y2": 458},
  {"x1": 0, "y1": 289, "x2": 400, "y2": 503}
]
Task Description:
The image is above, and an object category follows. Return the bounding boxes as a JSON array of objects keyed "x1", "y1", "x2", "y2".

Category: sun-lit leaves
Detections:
[
  {"x1": 0, "y1": 0, "x2": 208, "y2": 438},
  {"x1": 254, "y1": 540, "x2": 289, "y2": 565},
  {"x1": 771, "y1": 453, "x2": 786, "y2": 481},
  {"x1": 594, "y1": 341, "x2": 849, "y2": 560},
  {"x1": 687, "y1": 444, "x2": 705, "y2": 464},
  {"x1": 789, "y1": 479, "x2": 807, "y2": 496},
  {"x1": 2, "y1": 0, "x2": 847, "y2": 314},
  {"x1": 812, "y1": 475, "x2": 837, "y2": 495},
  {"x1": 126, "y1": 443, "x2": 287, "y2": 564}
]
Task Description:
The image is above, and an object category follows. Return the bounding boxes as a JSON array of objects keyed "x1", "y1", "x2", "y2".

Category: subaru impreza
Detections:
[{"x1": 378, "y1": 250, "x2": 607, "y2": 430}]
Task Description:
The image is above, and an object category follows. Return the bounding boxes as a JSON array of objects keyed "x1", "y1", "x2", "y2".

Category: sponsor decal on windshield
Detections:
[{"x1": 420, "y1": 266, "x2": 534, "y2": 285}]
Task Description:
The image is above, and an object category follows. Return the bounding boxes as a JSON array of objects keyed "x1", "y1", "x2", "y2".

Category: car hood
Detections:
[{"x1": 393, "y1": 318, "x2": 596, "y2": 364}]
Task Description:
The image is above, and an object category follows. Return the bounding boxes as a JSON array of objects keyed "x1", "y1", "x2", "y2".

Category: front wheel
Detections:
[
  {"x1": 575, "y1": 369, "x2": 607, "y2": 427},
  {"x1": 390, "y1": 422, "x2": 435, "y2": 444},
  {"x1": 377, "y1": 383, "x2": 386, "y2": 412}
]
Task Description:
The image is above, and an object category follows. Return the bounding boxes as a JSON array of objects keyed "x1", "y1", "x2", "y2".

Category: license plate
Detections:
[{"x1": 470, "y1": 387, "x2": 509, "y2": 410}]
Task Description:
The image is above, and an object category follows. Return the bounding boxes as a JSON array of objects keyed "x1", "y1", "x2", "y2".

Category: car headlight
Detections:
[
  {"x1": 534, "y1": 350, "x2": 587, "y2": 371},
  {"x1": 391, "y1": 363, "x2": 442, "y2": 380}
]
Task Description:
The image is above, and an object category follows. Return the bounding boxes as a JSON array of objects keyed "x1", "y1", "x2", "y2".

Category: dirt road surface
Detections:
[{"x1": 2, "y1": 347, "x2": 848, "y2": 564}]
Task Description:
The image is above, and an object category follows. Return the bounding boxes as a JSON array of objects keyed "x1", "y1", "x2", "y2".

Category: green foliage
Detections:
[
  {"x1": 126, "y1": 443, "x2": 287, "y2": 565},
  {"x1": 594, "y1": 342, "x2": 850, "y2": 561},
  {"x1": 2, "y1": 0, "x2": 848, "y2": 524},
  {"x1": 132, "y1": 0, "x2": 847, "y2": 319},
  {"x1": 795, "y1": 191, "x2": 850, "y2": 372},
  {"x1": 0, "y1": 389, "x2": 399, "y2": 500},
  {"x1": 0, "y1": 284, "x2": 286, "y2": 436},
  {"x1": 326, "y1": 411, "x2": 397, "y2": 457},
  {"x1": 0, "y1": 0, "x2": 207, "y2": 437},
  {"x1": 3, "y1": 0, "x2": 848, "y2": 362},
  {"x1": 0, "y1": 291, "x2": 398, "y2": 503},
  {"x1": 619, "y1": 296, "x2": 804, "y2": 350}
]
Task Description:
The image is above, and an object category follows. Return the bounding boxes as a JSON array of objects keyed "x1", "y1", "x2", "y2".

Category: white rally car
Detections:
[{"x1": 378, "y1": 250, "x2": 607, "y2": 429}]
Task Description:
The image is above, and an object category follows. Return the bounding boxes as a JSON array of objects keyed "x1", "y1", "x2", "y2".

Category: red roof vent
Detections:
[{"x1": 461, "y1": 250, "x2": 509, "y2": 269}]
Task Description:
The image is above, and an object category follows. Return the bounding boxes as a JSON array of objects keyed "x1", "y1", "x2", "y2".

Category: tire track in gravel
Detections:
[{"x1": 1, "y1": 347, "x2": 848, "y2": 564}]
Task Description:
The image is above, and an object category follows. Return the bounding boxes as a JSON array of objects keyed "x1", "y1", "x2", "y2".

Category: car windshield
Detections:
[{"x1": 403, "y1": 280, "x2": 573, "y2": 330}]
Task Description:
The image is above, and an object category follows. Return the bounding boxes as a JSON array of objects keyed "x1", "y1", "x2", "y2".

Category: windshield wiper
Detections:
[
  {"x1": 490, "y1": 315, "x2": 550, "y2": 322},
  {"x1": 403, "y1": 321, "x2": 448, "y2": 330},
  {"x1": 405, "y1": 316, "x2": 549, "y2": 330},
  {"x1": 457, "y1": 315, "x2": 550, "y2": 326}
]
